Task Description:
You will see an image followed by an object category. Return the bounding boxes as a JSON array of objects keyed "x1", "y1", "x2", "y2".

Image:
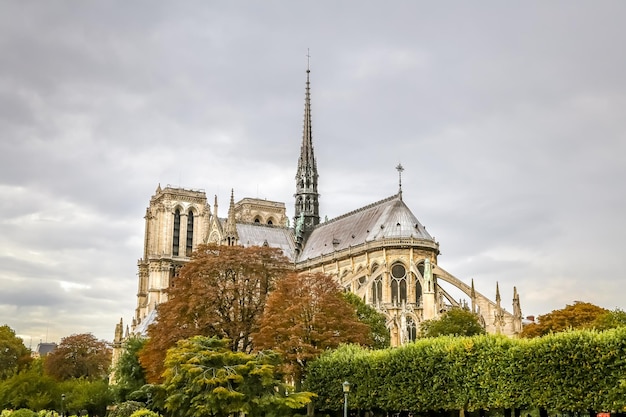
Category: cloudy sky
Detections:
[{"x1": 1, "y1": 1, "x2": 625, "y2": 345}]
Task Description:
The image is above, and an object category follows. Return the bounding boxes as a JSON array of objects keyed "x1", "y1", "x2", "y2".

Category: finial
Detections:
[{"x1": 396, "y1": 163, "x2": 404, "y2": 195}]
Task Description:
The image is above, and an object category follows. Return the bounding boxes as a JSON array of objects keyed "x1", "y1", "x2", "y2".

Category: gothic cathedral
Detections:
[{"x1": 113, "y1": 67, "x2": 522, "y2": 355}]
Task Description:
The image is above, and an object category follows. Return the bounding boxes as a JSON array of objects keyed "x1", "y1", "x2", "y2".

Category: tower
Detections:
[
  {"x1": 134, "y1": 185, "x2": 209, "y2": 328},
  {"x1": 294, "y1": 64, "x2": 320, "y2": 245}
]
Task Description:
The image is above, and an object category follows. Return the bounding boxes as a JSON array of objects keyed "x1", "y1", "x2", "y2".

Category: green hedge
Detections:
[{"x1": 304, "y1": 328, "x2": 626, "y2": 414}]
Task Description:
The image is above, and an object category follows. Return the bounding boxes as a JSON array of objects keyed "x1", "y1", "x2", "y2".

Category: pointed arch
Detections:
[{"x1": 172, "y1": 208, "x2": 181, "y2": 256}]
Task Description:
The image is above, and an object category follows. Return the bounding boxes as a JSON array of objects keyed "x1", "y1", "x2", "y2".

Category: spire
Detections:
[
  {"x1": 224, "y1": 189, "x2": 238, "y2": 246},
  {"x1": 495, "y1": 281, "x2": 501, "y2": 305},
  {"x1": 470, "y1": 278, "x2": 476, "y2": 314},
  {"x1": 213, "y1": 195, "x2": 218, "y2": 219},
  {"x1": 294, "y1": 55, "x2": 320, "y2": 242}
]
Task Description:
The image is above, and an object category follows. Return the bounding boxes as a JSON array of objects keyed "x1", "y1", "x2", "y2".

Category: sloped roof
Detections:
[
  {"x1": 298, "y1": 194, "x2": 433, "y2": 262},
  {"x1": 236, "y1": 223, "x2": 297, "y2": 261}
]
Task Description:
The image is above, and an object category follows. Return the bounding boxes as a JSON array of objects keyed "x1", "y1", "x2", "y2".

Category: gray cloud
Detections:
[{"x1": 1, "y1": 1, "x2": 625, "y2": 342}]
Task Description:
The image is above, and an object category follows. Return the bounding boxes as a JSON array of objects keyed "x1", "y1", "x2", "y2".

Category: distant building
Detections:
[
  {"x1": 32, "y1": 342, "x2": 57, "y2": 358},
  {"x1": 115, "y1": 66, "x2": 522, "y2": 352}
]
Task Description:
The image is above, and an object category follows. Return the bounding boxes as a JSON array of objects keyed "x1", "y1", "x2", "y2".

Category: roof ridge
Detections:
[
  {"x1": 236, "y1": 221, "x2": 291, "y2": 230},
  {"x1": 315, "y1": 193, "x2": 401, "y2": 228}
]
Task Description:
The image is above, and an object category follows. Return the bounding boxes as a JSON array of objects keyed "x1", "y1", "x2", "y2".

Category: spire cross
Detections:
[{"x1": 396, "y1": 163, "x2": 404, "y2": 193}]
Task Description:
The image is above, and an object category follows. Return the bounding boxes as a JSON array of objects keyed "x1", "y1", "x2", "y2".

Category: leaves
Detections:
[
  {"x1": 162, "y1": 336, "x2": 314, "y2": 417},
  {"x1": 305, "y1": 329, "x2": 626, "y2": 414},
  {"x1": 44, "y1": 333, "x2": 111, "y2": 381},
  {"x1": 139, "y1": 244, "x2": 291, "y2": 383},
  {"x1": 252, "y1": 272, "x2": 371, "y2": 385},
  {"x1": 521, "y1": 301, "x2": 608, "y2": 338}
]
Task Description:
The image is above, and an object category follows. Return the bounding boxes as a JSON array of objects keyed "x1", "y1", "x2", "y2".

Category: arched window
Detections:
[
  {"x1": 267, "y1": 218, "x2": 274, "y2": 225},
  {"x1": 371, "y1": 276, "x2": 382, "y2": 304},
  {"x1": 254, "y1": 217, "x2": 261, "y2": 223},
  {"x1": 406, "y1": 316, "x2": 417, "y2": 342},
  {"x1": 186, "y1": 210, "x2": 194, "y2": 256},
  {"x1": 415, "y1": 277, "x2": 422, "y2": 305},
  {"x1": 390, "y1": 263, "x2": 407, "y2": 305},
  {"x1": 172, "y1": 209, "x2": 180, "y2": 256}
]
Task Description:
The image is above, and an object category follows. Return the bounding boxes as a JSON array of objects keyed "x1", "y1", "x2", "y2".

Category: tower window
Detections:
[
  {"x1": 186, "y1": 211, "x2": 194, "y2": 256},
  {"x1": 172, "y1": 209, "x2": 180, "y2": 256}
]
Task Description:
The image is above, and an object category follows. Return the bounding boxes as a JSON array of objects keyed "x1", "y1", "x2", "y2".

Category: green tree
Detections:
[
  {"x1": 0, "y1": 359, "x2": 57, "y2": 410},
  {"x1": 591, "y1": 308, "x2": 626, "y2": 331},
  {"x1": 252, "y1": 272, "x2": 371, "y2": 386},
  {"x1": 420, "y1": 308, "x2": 486, "y2": 338},
  {"x1": 44, "y1": 333, "x2": 111, "y2": 381},
  {"x1": 139, "y1": 244, "x2": 291, "y2": 383},
  {"x1": 521, "y1": 301, "x2": 608, "y2": 338},
  {"x1": 59, "y1": 378, "x2": 113, "y2": 417},
  {"x1": 162, "y1": 336, "x2": 313, "y2": 417},
  {"x1": 112, "y1": 336, "x2": 147, "y2": 401},
  {"x1": 0, "y1": 325, "x2": 31, "y2": 380},
  {"x1": 342, "y1": 292, "x2": 390, "y2": 349}
]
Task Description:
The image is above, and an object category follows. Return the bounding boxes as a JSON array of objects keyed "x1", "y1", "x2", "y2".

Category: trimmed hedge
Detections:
[{"x1": 305, "y1": 328, "x2": 626, "y2": 414}]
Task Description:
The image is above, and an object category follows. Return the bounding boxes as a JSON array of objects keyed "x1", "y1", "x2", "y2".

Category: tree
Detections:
[
  {"x1": 162, "y1": 336, "x2": 313, "y2": 417},
  {"x1": 591, "y1": 308, "x2": 626, "y2": 331},
  {"x1": 59, "y1": 378, "x2": 114, "y2": 417},
  {"x1": 0, "y1": 325, "x2": 31, "y2": 380},
  {"x1": 0, "y1": 359, "x2": 57, "y2": 410},
  {"x1": 420, "y1": 308, "x2": 486, "y2": 338},
  {"x1": 252, "y1": 272, "x2": 372, "y2": 385},
  {"x1": 112, "y1": 336, "x2": 147, "y2": 401},
  {"x1": 342, "y1": 292, "x2": 390, "y2": 349},
  {"x1": 44, "y1": 333, "x2": 111, "y2": 380},
  {"x1": 520, "y1": 301, "x2": 608, "y2": 338},
  {"x1": 139, "y1": 244, "x2": 291, "y2": 383}
]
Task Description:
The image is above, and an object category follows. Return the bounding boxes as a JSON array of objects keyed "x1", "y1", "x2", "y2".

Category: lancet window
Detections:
[
  {"x1": 186, "y1": 210, "x2": 194, "y2": 256},
  {"x1": 172, "y1": 209, "x2": 181, "y2": 256},
  {"x1": 371, "y1": 276, "x2": 382, "y2": 304},
  {"x1": 390, "y1": 263, "x2": 407, "y2": 305}
]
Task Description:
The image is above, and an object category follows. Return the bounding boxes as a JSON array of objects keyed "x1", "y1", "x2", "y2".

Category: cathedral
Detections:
[{"x1": 113, "y1": 67, "x2": 522, "y2": 354}]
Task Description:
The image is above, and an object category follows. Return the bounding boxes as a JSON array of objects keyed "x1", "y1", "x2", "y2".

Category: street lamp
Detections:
[
  {"x1": 61, "y1": 394, "x2": 65, "y2": 417},
  {"x1": 342, "y1": 381, "x2": 351, "y2": 417}
]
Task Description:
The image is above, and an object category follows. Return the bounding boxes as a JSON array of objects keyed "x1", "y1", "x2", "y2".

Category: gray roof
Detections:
[
  {"x1": 298, "y1": 194, "x2": 433, "y2": 262},
  {"x1": 236, "y1": 223, "x2": 297, "y2": 261}
]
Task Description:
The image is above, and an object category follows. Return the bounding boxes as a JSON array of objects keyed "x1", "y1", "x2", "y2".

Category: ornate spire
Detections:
[
  {"x1": 294, "y1": 56, "x2": 320, "y2": 241},
  {"x1": 224, "y1": 189, "x2": 238, "y2": 246}
]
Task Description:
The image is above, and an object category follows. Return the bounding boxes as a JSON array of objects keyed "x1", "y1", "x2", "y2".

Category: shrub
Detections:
[
  {"x1": 9, "y1": 410, "x2": 37, "y2": 417},
  {"x1": 106, "y1": 402, "x2": 144, "y2": 417},
  {"x1": 129, "y1": 410, "x2": 161, "y2": 417}
]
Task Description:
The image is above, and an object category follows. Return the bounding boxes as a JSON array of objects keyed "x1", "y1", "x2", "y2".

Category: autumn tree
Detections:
[
  {"x1": 521, "y1": 301, "x2": 608, "y2": 338},
  {"x1": 162, "y1": 336, "x2": 313, "y2": 417},
  {"x1": 252, "y1": 272, "x2": 371, "y2": 385},
  {"x1": 44, "y1": 333, "x2": 111, "y2": 380},
  {"x1": 420, "y1": 307, "x2": 486, "y2": 338},
  {"x1": 0, "y1": 325, "x2": 31, "y2": 379},
  {"x1": 139, "y1": 243, "x2": 291, "y2": 383},
  {"x1": 342, "y1": 292, "x2": 390, "y2": 349}
]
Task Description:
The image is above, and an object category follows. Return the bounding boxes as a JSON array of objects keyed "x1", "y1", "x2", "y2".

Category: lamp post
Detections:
[
  {"x1": 342, "y1": 381, "x2": 351, "y2": 417},
  {"x1": 61, "y1": 394, "x2": 65, "y2": 417}
]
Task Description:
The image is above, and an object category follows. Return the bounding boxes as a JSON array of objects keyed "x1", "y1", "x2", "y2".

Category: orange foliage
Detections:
[
  {"x1": 252, "y1": 272, "x2": 371, "y2": 384},
  {"x1": 139, "y1": 243, "x2": 291, "y2": 383}
]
